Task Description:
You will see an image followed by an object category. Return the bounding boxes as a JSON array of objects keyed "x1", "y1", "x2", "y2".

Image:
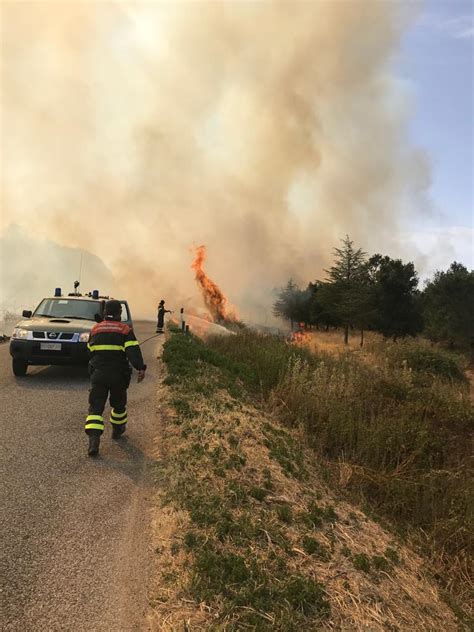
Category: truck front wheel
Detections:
[{"x1": 12, "y1": 358, "x2": 28, "y2": 377}]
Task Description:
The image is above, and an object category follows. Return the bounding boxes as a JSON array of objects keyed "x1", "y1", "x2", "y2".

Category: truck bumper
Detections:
[{"x1": 10, "y1": 340, "x2": 89, "y2": 366}]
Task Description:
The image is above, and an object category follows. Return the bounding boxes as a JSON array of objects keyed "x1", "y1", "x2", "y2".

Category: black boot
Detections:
[
  {"x1": 112, "y1": 424, "x2": 126, "y2": 440},
  {"x1": 88, "y1": 433, "x2": 101, "y2": 457}
]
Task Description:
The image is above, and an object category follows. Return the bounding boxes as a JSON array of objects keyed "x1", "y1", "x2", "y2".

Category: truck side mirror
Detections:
[
  {"x1": 94, "y1": 313, "x2": 102, "y2": 323},
  {"x1": 22, "y1": 310, "x2": 32, "y2": 318}
]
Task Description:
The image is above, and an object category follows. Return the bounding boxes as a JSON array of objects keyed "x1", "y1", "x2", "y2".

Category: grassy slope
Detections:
[
  {"x1": 148, "y1": 329, "x2": 462, "y2": 631},
  {"x1": 208, "y1": 331, "x2": 473, "y2": 621}
]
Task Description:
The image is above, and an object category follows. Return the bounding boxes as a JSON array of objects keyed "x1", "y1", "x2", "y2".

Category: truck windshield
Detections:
[{"x1": 34, "y1": 299, "x2": 101, "y2": 321}]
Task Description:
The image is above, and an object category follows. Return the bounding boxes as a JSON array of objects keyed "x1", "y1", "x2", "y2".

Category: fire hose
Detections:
[
  {"x1": 137, "y1": 310, "x2": 177, "y2": 347},
  {"x1": 138, "y1": 334, "x2": 163, "y2": 346}
]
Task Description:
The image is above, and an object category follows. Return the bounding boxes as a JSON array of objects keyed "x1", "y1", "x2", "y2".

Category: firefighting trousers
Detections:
[{"x1": 85, "y1": 369, "x2": 130, "y2": 435}]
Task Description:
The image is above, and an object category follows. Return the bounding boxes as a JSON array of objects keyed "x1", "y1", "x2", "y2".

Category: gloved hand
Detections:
[{"x1": 137, "y1": 369, "x2": 146, "y2": 383}]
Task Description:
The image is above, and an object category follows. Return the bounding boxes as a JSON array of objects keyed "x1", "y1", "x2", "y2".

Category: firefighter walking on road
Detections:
[{"x1": 85, "y1": 300, "x2": 147, "y2": 457}]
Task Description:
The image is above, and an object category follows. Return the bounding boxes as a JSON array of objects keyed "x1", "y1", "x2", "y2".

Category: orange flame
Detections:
[{"x1": 191, "y1": 245, "x2": 235, "y2": 322}]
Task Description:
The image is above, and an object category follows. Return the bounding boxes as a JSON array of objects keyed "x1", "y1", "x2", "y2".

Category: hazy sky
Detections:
[{"x1": 396, "y1": 0, "x2": 473, "y2": 269}]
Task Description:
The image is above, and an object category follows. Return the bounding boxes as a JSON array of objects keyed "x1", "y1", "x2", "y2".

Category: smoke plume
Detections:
[{"x1": 1, "y1": 1, "x2": 428, "y2": 321}]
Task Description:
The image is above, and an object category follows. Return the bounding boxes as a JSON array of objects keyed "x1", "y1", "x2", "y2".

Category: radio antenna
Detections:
[{"x1": 78, "y1": 251, "x2": 83, "y2": 284}]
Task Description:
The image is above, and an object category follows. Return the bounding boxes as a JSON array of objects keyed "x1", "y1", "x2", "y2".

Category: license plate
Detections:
[{"x1": 40, "y1": 343, "x2": 62, "y2": 351}]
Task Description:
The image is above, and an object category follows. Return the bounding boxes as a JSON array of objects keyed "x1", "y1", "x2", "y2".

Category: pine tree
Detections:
[
  {"x1": 369, "y1": 255, "x2": 422, "y2": 341},
  {"x1": 324, "y1": 236, "x2": 367, "y2": 344},
  {"x1": 422, "y1": 262, "x2": 474, "y2": 353},
  {"x1": 325, "y1": 235, "x2": 367, "y2": 285},
  {"x1": 273, "y1": 279, "x2": 304, "y2": 329}
]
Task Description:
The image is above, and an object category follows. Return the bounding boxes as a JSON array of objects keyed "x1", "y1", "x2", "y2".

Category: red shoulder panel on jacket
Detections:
[{"x1": 91, "y1": 321, "x2": 130, "y2": 335}]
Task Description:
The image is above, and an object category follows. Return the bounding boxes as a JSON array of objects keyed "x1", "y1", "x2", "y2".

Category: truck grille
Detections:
[{"x1": 32, "y1": 332, "x2": 75, "y2": 340}]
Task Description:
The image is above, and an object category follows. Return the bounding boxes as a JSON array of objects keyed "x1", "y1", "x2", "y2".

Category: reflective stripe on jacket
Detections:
[{"x1": 88, "y1": 319, "x2": 145, "y2": 371}]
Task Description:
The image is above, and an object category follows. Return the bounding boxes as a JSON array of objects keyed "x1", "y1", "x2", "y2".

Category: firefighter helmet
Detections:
[{"x1": 105, "y1": 300, "x2": 122, "y2": 318}]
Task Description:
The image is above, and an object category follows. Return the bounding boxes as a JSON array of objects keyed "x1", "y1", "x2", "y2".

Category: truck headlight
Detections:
[
  {"x1": 79, "y1": 332, "x2": 90, "y2": 343},
  {"x1": 12, "y1": 328, "x2": 28, "y2": 339}
]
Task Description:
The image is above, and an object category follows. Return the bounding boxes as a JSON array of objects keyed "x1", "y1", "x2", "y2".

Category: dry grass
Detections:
[
  {"x1": 465, "y1": 369, "x2": 474, "y2": 404},
  {"x1": 300, "y1": 329, "x2": 383, "y2": 356},
  {"x1": 146, "y1": 389, "x2": 213, "y2": 631},
  {"x1": 208, "y1": 330, "x2": 473, "y2": 597},
  {"x1": 146, "y1": 330, "x2": 464, "y2": 631}
]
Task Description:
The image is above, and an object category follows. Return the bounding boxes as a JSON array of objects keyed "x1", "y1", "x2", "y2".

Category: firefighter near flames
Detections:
[{"x1": 156, "y1": 299, "x2": 172, "y2": 334}]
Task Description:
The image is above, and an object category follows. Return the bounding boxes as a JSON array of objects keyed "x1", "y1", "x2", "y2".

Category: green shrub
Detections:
[
  {"x1": 162, "y1": 331, "x2": 253, "y2": 393},
  {"x1": 190, "y1": 545, "x2": 331, "y2": 625},
  {"x1": 208, "y1": 330, "x2": 321, "y2": 394},
  {"x1": 377, "y1": 339, "x2": 467, "y2": 383},
  {"x1": 194, "y1": 548, "x2": 250, "y2": 593},
  {"x1": 372, "y1": 555, "x2": 391, "y2": 572},
  {"x1": 403, "y1": 348, "x2": 465, "y2": 381},
  {"x1": 184, "y1": 530, "x2": 204, "y2": 549},
  {"x1": 249, "y1": 486, "x2": 268, "y2": 501},
  {"x1": 276, "y1": 504, "x2": 293, "y2": 524},
  {"x1": 170, "y1": 397, "x2": 197, "y2": 419},
  {"x1": 384, "y1": 547, "x2": 400, "y2": 564},
  {"x1": 302, "y1": 536, "x2": 331, "y2": 560},
  {"x1": 353, "y1": 553, "x2": 371, "y2": 573},
  {"x1": 281, "y1": 576, "x2": 330, "y2": 616},
  {"x1": 303, "y1": 502, "x2": 339, "y2": 528}
]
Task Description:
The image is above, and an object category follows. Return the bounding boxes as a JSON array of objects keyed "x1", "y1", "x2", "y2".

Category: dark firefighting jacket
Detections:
[
  {"x1": 87, "y1": 318, "x2": 146, "y2": 373},
  {"x1": 157, "y1": 305, "x2": 171, "y2": 328}
]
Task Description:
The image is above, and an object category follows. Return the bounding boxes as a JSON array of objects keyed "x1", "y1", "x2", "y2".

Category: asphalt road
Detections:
[{"x1": 0, "y1": 322, "x2": 162, "y2": 631}]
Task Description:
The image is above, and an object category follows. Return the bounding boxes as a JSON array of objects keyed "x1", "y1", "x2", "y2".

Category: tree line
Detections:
[{"x1": 273, "y1": 236, "x2": 474, "y2": 351}]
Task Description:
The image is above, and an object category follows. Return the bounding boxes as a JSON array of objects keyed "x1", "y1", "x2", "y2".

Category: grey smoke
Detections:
[{"x1": 1, "y1": 1, "x2": 428, "y2": 320}]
